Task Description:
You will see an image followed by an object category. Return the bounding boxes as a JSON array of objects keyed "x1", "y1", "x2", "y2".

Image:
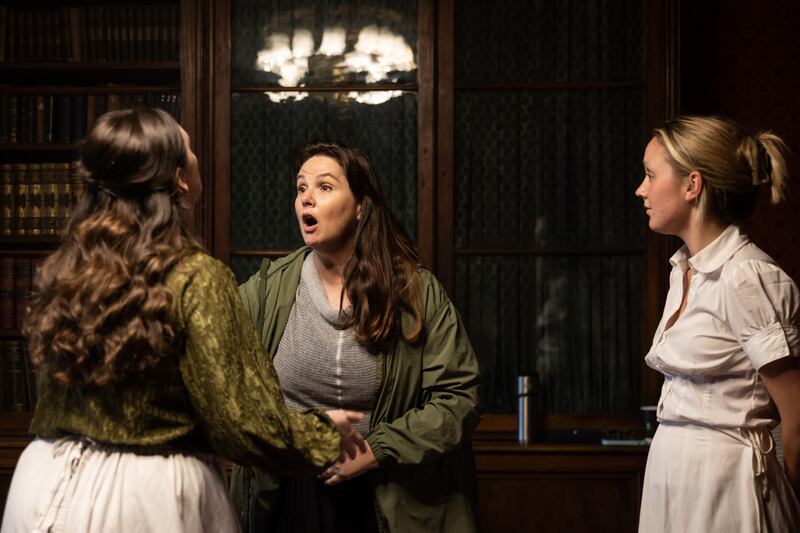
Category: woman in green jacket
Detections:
[{"x1": 231, "y1": 143, "x2": 481, "y2": 532}]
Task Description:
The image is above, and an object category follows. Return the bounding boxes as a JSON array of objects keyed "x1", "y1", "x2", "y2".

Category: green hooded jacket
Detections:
[{"x1": 229, "y1": 247, "x2": 481, "y2": 532}]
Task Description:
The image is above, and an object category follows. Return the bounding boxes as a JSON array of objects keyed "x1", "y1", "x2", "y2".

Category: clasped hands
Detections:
[{"x1": 323, "y1": 410, "x2": 379, "y2": 486}]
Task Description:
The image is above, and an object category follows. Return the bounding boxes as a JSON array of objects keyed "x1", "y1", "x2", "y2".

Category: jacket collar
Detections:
[{"x1": 668, "y1": 224, "x2": 749, "y2": 273}]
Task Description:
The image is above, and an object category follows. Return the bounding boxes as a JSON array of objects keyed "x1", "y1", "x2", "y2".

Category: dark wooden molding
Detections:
[
  {"x1": 641, "y1": 0, "x2": 681, "y2": 405},
  {"x1": 180, "y1": 0, "x2": 204, "y2": 242},
  {"x1": 435, "y1": 0, "x2": 454, "y2": 294},
  {"x1": 210, "y1": 0, "x2": 232, "y2": 263},
  {"x1": 416, "y1": 0, "x2": 436, "y2": 271}
]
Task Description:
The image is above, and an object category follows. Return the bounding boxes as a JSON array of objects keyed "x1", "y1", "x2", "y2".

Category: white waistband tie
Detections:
[{"x1": 739, "y1": 426, "x2": 775, "y2": 499}]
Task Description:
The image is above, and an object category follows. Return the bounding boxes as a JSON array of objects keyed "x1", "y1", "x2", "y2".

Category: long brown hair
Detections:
[
  {"x1": 25, "y1": 107, "x2": 202, "y2": 386},
  {"x1": 294, "y1": 143, "x2": 423, "y2": 350}
]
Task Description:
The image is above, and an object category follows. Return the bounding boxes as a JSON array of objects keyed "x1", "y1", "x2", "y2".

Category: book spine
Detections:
[
  {"x1": 35, "y1": 95, "x2": 45, "y2": 143},
  {"x1": 85, "y1": 94, "x2": 96, "y2": 133},
  {"x1": 70, "y1": 162, "x2": 84, "y2": 209},
  {"x1": 133, "y1": 6, "x2": 143, "y2": 62},
  {"x1": 49, "y1": 9, "x2": 60, "y2": 61},
  {"x1": 1, "y1": 163, "x2": 14, "y2": 235},
  {"x1": 24, "y1": 9, "x2": 35, "y2": 62},
  {"x1": 5, "y1": 339, "x2": 28, "y2": 411},
  {"x1": 54, "y1": 95, "x2": 72, "y2": 144},
  {"x1": 111, "y1": 5, "x2": 121, "y2": 63},
  {"x1": 7, "y1": 8, "x2": 17, "y2": 62},
  {"x1": 59, "y1": 7, "x2": 71, "y2": 61},
  {"x1": 21, "y1": 342, "x2": 35, "y2": 410},
  {"x1": 56, "y1": 162, "x2": 72, "y2": 231},
  {"x1": 42, "y1": 163, "x2": 58, "y2": 235},
  {"x1": 157, "y1": 5, "x2": 166, "y2": 62},
  {"x1": 20, "y1": 96, "x2": 33, "y2": 143},
  {"x1": 71, "y1": 94, "x2": 86, "y2": 142},
  {"x1": 97, "y1": 6, "x2": 107, "y2": 62},
  {"x1": 14, "y1": 257, "x2": 30, "y2": 333},
  {"x1": 0, "y1": 6, "x2": 6, "y2": 63},
  {"x1": 79, "y1": 6, "x2": 89, "y2": 62},
  {"x1": 100, "y1": 5, "x2": 110, "y2": 63},
  {"x1": 27, "y1": 163, "x2": 43, "y2": 235},
  {"x1": 13, "y1": 163, "x2": 28, "y2": 235},
  {"x1": 45, "y1": 95, "x2": 54, "y2": 143},
  {"x1": 8, "y1": 95, "x2": 16, "y2": 142},
  {"x1": 69, "y1": 7, "x2": 81, "y2": 62},
  {"x1": 85, "y1": 6, "x2": 96, "y2": 62},
  {"x1": 0, "y1": 94, "x2": 8, "y2": 143},
  {"x1": 0, "y1": 257, "x2": 14, "y2": 330}
]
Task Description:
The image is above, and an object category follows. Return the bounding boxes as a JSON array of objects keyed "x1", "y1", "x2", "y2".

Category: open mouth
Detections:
[{"x1": 302, "y1": 214, "x2": 319, "y2": 231}]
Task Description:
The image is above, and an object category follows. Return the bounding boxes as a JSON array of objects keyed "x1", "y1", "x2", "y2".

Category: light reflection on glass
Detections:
[
  {"x1": 256, "y1": 25, "x2": 416, "y2": 104},
  {"x1": 262, "y1": 90, "x2": 403, "y2": 104}
]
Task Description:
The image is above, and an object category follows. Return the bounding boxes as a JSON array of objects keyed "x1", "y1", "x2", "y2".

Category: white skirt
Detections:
[
  {"x1": 1, "y1": 438, "x2": 241, "y2": 533},
  {"x1": 639, "y1": 422, "x2": 800, "y2": 533}
]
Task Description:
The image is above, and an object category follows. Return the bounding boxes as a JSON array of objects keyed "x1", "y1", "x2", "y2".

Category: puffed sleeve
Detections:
[
  {"x1": 724, "y1": 258, "x2": 800, "y2": 370},
  {"x1": 175, "y1": 253, "x2": 340, "y2": 473}
]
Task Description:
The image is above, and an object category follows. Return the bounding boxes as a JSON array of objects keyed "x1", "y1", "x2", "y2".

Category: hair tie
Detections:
[{"x1": 750, "y1": 136, "x2": 772, "y2": 186}]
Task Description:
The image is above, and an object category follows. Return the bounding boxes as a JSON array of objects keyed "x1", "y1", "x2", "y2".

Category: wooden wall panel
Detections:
[{"x1": 681, "y1": 0, "x2": 800, "y2": 281}]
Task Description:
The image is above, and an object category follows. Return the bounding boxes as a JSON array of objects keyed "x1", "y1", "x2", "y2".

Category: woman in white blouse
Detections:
[{"x1": 635, "y1": 115, "x2": 800, "y2": 532}]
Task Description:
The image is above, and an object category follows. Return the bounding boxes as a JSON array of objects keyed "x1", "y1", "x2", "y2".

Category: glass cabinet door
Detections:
[{"x1": 228, "y1": 0, "x2": 420, "y2": 282}]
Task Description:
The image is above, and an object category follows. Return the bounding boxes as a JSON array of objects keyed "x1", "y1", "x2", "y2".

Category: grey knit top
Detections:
[{"x1": 272, "y1": 253, "x2": 376, "y2": 436}]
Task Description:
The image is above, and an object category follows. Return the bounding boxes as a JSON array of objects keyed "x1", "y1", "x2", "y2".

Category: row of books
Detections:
[
  {"x1": 1, "y1": 162, "x2": 83, "y2": 236},
  {"x1": 0, "y1": 92, "x2": 181, "y2": 144},
  {"x1": 0, "y1": 4, "x2": 180, "y2": 63},
  {"x1": 0, "y1": 340, "x2": 36, "y2": 412},
  {"x1": 0, "y1": 256, "x2": 37, "y2": 332}
]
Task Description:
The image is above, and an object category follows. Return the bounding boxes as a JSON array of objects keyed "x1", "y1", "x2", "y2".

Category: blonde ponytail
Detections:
[{"x1": 755, "y1": 132, "x2": 789, "y2": 204}]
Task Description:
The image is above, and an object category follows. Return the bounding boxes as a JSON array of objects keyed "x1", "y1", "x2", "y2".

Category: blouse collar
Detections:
[{"x1": 668, "y1": 224, "x2": 750, "y2": 273}]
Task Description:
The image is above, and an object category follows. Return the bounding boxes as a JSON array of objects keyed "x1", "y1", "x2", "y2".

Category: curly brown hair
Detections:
[
  {"x1": 293, "y1": 143, "x2": 423, "y2": 351},
  {"x1": 24, "y1": 108, "x2": 202, "y2": 386}
]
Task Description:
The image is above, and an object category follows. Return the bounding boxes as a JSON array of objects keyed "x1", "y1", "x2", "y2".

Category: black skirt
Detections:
[{"x1": 271, "y1": 473, "x2": 380, "y2": 533}]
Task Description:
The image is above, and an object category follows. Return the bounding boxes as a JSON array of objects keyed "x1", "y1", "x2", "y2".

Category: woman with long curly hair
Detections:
[
  {"x1": 230, "y1": 143, "x2": 481, "y2": 533},
  {"x1": 1, "y1": 108, "x2": 363, "y2": 533}
]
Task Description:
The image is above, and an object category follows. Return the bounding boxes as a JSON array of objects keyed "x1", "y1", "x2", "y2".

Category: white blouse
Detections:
[{"x1": 646, "y1": 224, "x2": 800, "y2": 428}]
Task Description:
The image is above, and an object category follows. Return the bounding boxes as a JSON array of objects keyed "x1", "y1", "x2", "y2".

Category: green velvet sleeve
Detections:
[{"x1": 174, "y1": 254, "x2": 340, "y2": 474}]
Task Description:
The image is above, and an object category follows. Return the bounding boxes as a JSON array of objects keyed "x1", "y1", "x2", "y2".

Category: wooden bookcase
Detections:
[
  {"x1": 0, "y1": 1, "x2": 678, "y2": 527},
  {"x1": 0, "y1": 0, "x2": 204, "y2": 502}
]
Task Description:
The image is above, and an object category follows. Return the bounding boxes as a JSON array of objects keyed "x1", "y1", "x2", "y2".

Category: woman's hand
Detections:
[
  {"x1": 760, "y1": 356, "x2": 800, "y2": 495},
  {"x1": 319, "y1": 441, "x2": 379, "y2": 486},
  {"x1": 325, "y1": 409, "x2": 366, "y2": 460}
]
